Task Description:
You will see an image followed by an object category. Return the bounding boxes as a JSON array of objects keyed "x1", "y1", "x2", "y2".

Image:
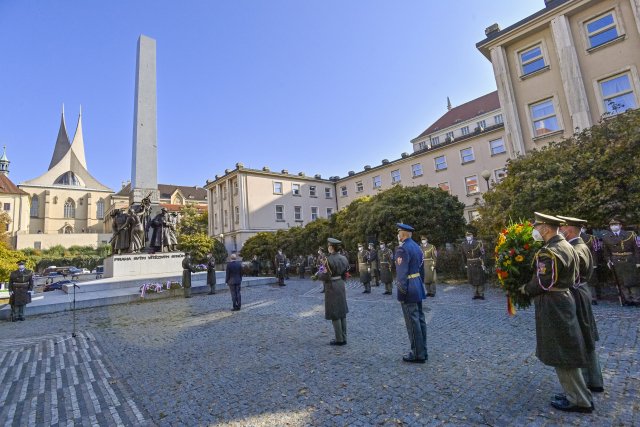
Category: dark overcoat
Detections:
[
  {"x1": 9, "y1": 269, "x2": 33, "y2": 306},
  {"x1": 182, "y1": 257, "x2": 195, "y2": 288},
  {"x1": 461, "y1": 240, "x2": 486, "y2": 286},
  {"x1": 206, "y1": 257, "x2": 216, "y2": 285},
  {"x1": 378, "y1": 248, "x2": 394, "y2": 284},
  {"x1": 318, "y1": 253, "x2": 350, "y2": 320},
  {"x1": 568, "y1": 237, "x2": 599, "y2": 349},
  {"x1": 525, "y1": 235, "x2": 588, "y2": 368},
  {"x1": 357, "y1": 250, "x2": 371, "y2": 283}
]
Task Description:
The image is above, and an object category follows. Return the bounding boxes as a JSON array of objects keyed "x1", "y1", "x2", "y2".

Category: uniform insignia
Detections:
[
  {"x1": 396, "y1": 257, "x2": 403, "y2": 266},
  {"x1": 537, "y1": 263, "x2": 547, "y2": 275}
]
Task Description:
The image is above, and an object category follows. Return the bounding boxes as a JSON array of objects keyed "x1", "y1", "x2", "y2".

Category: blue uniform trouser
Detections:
[
  {"x1": 229, "y1": 284, "x2": 241, "y2": 309},
  {"x1": 401, "y1": 301, "x2": 428, "y2": 360}
]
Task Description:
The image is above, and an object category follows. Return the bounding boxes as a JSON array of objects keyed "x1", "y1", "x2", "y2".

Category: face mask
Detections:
[
  {"x1": 358, "y1": 247, "x2": 363, "y2": 251},
  {"x1": 532, "y1": 229, "x2": 544, "y2": 241},
  {"x1": 466, "y1": 237, "x2": 473, "y2": 242},
  {"x1": 18, "y1": 266, "x2": 25, "y2": 271},
  {"x1": 580, "y1": 228, "x2": 586, "y2": 234},
  {"x1": 421, "y1": 240, "x2": 427, "y2": 245},
  {"x1": 610, "y1": 225, "x2": 621, "y2": 233},
  {"x1": 379, "y1": 245, "x2": 384, "y2": 249}
]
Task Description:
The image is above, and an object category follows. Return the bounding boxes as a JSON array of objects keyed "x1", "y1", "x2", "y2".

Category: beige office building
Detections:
[
  {"x1": 336, "y1": 92, "x2": 509, "y2": 222},
  {"x1": 204, "y1": 165, "x2": 338, "y2": 252},
  {"x1": 477, "y1": 0, "x2": 640, "y2": 155}
]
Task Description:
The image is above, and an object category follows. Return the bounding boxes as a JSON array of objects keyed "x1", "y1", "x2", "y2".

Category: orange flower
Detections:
[{"x1": 515, "y1": 255, "x2": 524, "y2": 262}]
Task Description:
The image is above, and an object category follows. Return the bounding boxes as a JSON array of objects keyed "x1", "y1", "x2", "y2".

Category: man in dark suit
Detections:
[{"x1": 225, "y1": 253, "x2": 244, "y2": 311}]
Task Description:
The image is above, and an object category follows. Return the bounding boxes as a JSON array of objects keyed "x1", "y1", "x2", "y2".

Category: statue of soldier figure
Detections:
[
  {"x1": 168, "y1": 212, "x2": 179, "y2": 251},
  {"x1": 128, "y1": 205, "x2": 146, "y2": 253},
  {"x1": 150, "y1": 207, "x2": 172, "y2": 253},
  {"x1": 110, "y1": 208, "x2": 131, "y2": 254}
]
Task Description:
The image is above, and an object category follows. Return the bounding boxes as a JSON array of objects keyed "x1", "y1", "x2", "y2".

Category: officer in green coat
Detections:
[
  {"x1": 317, "y1": 238, "x2": 350, "y2": 345},
  {"x1": 9, "y1": 260, "x2": 34, "y2": 321},
  {"x1": 522, "y1": 213, "x2": 593, "y2": 413},
  {"x1": 206, "y1": 253, "x2": 217, "y2": 295},
  {"x1": 420, "y1": 235, "x2": 438, "y2": 297},
  {"x1": 461, "y1": 231, "x2": 487, "y2": 300},
  {"x1": 182, "y1": 253, "x2": 196, "y2": 298},
  {"x1": 557, "y1": 215, "x2": 604, "y2": 394},
  {"x1": 601, "y1": 218, "x2": 640, "y2": 306},
  {"x1": 378, "y1": 241, "x2": 394, "y2": 295},
  {"x1": 357, "y1": 243, "x2": 371, "y2": 293}
]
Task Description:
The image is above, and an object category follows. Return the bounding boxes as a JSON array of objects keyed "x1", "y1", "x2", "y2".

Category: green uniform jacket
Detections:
[
  {"x1": 461, "y1": 239, "x2": 485, "y2": 286},
  {"x1": 9, "y1": 269, "x2": 34, "y2": 306},
  {"x1": 182, "y1": 257, "x2": 195, "y2": 288},
  {"x1": 601, "y1": 230, "x2": 640, "y2": 288},
  {"x1": 524, "y1": 235, "x2": 588, "y2": 368},
  {"x1": 318, "y1": 253, "x2": 350, "y2": 320},
  {"x1": 357, "y1": 250, "x2": 371, "y2": 283},
  {"x1": 378, "y1": 248, "x2": 394, "y2": 284},
  {"x1": 568, "y1": 237, "x2": 599, "y2": 350},
  {"x1": 421, "y1": 244, "x2": 437, "y2": 284}
]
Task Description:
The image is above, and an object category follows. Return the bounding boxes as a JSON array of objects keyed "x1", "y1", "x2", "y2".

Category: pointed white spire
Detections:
[
  {"x1": 70, "y1": 105, "x2": 87, "y2": 169},
  {"x1": 447, "y1": 97, "x2": 452, "y2": 111},
  {"x1": 48, "y1": 105, "x2": 71, "y2": 170}
]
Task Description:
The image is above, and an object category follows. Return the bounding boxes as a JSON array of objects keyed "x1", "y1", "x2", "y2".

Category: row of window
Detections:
[
  {"x1": 29, "y1": 196, "x2": 105, "y2": 219},
  {"x1": 421, "y1": 115, "x2": 503, "y2": 149},
  {"x1": 276, "y1": 205, "x2": 334, "y2": 222},
  {"x1": 273, "y1": 182, "x2": 333, "y2": 198}
]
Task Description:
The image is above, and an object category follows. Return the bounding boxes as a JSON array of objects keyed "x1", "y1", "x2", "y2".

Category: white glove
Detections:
[
  {"x1": 607, "y1": 260, "x2": 613, "y2": 269},
  {"x1": 519, "y1": 285, "x2": 527, "y2": 295},
  {"x1": 636, "y1": 264, "x2": 640, "y2": 268},
  {"x1": 367, "y1": 267, "x2": 371, "y2": 273}
]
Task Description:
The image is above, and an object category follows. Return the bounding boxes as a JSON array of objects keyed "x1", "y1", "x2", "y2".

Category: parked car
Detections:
[
  {"x1": 68, "y1": 267, "x2": 83, "y2": 274},
  {"x1": 43, "y1": 280, "x2": 76, "y2": 292}
]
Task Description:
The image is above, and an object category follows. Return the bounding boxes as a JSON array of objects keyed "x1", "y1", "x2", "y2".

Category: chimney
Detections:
[{"x1": 485, "y1": 23, "x2": 500, "y2": 36}]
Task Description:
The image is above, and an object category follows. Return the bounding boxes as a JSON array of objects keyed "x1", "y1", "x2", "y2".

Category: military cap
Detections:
[
  {"x1": 160, "y1": 207, "x2": 168, "y2": 212},
  {"x1": 420, "y1": 235, "x2": 428, "y2": 239},
  {"x1": 556, "y1": 215, "x2": 587, "y2": 227},
  {"x1": 465, "y1": 231, "x2": 474, "y2": 236},
  {"x1": 379, "y1": 241, "x2": 386, "y2": 245},
  {"x1": 368, "y1": 242, "x2": 375, "y2": 246},
  {"x1": 327, "y1": 237, "x2": 342, "y2": 245},
  {"x1": 396, "y1": 223, "x2": 415, "y2": 232},
  {"x1": 17, "y1": 260, "x2": 26, "y2": 265},
  {"x1": 357, "y1": 242, "x2": 364, "y2": 246},
  {"x1": 532, "y1": 212, "x2": 565, "y2": 226},
  {"x1": 609, "y1": 218, "x2": 622, "y2": 225}
]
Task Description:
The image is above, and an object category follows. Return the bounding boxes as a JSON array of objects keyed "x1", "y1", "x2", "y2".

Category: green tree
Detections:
[
  {"x1": 0, "y1": 212, "x2": 11, "y2": 246},
  {"x1": 478, "y1": 109, "x2": 640, "y2": 237},
  {"x1": 240, "y1": 232, "x2": 276, "y2": 262},
  {"x1": 0, "y1": 242, "x2": 34, "y2": 282},
  {"x1": 177, "y1": 204, "x2": 208, "y2": 235}
]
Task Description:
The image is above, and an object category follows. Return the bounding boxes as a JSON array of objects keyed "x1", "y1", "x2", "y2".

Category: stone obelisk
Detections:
[{"x1": 130, "y1": 35, "x2": 159, "y2": 205}]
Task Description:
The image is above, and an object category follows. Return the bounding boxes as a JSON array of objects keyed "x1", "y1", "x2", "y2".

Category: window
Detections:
[
  {"x1": 275, "y1": 205, "x2": 284, "y2": 221},
  {"x1": 460, "y1": 147, "x2": 475, "y2": 163},
  {"x1": 63, "y1": 199, "x2": 75, "y2": 218},
  {"x1": 326, "y1": 208, "x2": 333, "y2": 217},
  {"x1": 438, "y1": 182, "x2": 450, "y2": 193},
  {"x1": 465, "y1": 175, "x2": 479, "y2": 195},
  {"x1": 294, "y1": 206, "x2": 302, "y2": 221},
  {"x1": 223, "y1": 210, "x2": 228, "y2": 226},
  {"x1": 519, "y1": 45, "x2": 546, "y2": 75},
  {"x1": 494, "y1": 114, "x2": 503, "y2": 124},
  {"x1": 223, "y1": 186, "x2": 227, "y2": 199},
  {"x1": 309, "y1": 185, "x2": 317, "y2": 197},
  {"x1": 292, "y1": 183, "x2": 301, "y2": 196},
  {"x1": 234, "y1": 206, "x2": 240, "y2": 224},
  {"x1": 273, "y1": 181, "x2": 283, "y2": 194},
  {"x1": 430, "y1": 136, "x2": 440, "y2": 145},
  {"x1": 96, "y1": 199, "x2": 105, "y2": 220},
  {"x1": 3, "y1": 203, "x2": 10, "y2": 211},
  {"x1": 311, "y1": 207, "x2": 318, "y2": 220},
  {"x1": 356, "y1": 181, "x2": 363, "y2": 192},
  {"x1": 434, "y1": 155, "x2": 447, "y2": 171},
  {"x1": 34, "y1": 241, "x2": 41, "y2": 250},
  {"x1": 372, "y1": 175, "x2": 382, "y2": 189},
  {"x1": 212, "y1": 189, "x2": 217, "y2": 203},
  {"x1": 445, "y1": 131, "x2": 454, "y2": 140},
  {"x1": 30, "y1": 195, "x2": 39, "y2": 217},
  {"x1": 530, "y1": 98, "x2": 560, "y2": 136},
  {"x1": 468, "y1": 210, "x2": 481, "y2": 221},
  {"x1": 233, "y1": 180, "x2": 239, "y2": 195},
  {"x1": 489, "y1": 138, "x2": 506, "y2": 155},
  {"x1": 325, "y1": 187, "x2": 332, "y2": 199},
  {"x1": 495, "y1": 168, "x2": 508, "y2": 183},
  {"x1": 476, "y1": 120, "x2": 486, "y2": 130},
  {"x1": 411, "y1": 163, "x2": 423, "y2": 177},
  {"x1": 461, "y1": 126, "x2": 469, "y2": 136},
  {"x1": 340, "y1": 186, "x2": 348, "y2": 197},
  {"x1": 599, "y1": 72, "x2": 637, "y2": 115},
  {"x1": 585, "y1": 12, "x2": 619, "y2": 49},
  {"x1": 418, "y1": 141, "x2": 427, "y2": 150},
  {"x1": 214, "y1": 213, "x2": 218, "y2": 228},
  {"x1": 391, "y1": 170, "x2": 401, "y2": 184}
]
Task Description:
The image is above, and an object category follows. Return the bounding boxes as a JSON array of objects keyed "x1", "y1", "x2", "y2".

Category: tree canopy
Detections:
[
  {"x1": 177, "y1": 204, "x2": 226, "y2": 263},
  {"x1": 477, "y1": 108, "x2": 640, "y2": 237}
]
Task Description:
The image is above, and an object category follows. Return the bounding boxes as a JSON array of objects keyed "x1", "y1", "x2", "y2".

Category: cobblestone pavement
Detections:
[{"x1": 1, "y1": 279, "x2": 638, "y2": 426}]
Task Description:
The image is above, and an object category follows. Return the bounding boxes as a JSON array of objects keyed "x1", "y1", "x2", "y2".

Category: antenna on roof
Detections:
[{"x1": 447, "y1": 97, "x2": 452, "y2": 111}]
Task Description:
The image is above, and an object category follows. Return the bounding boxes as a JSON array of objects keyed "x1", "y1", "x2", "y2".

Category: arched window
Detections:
[
  {"x1": 54, "y1": 171, "x2": 83, "y2": 186},
  {"x1": 64, "y1": 198, "x2": 76, "y2": 218},
  {"x1": 30, "y1": 195, "x2": 39, "y2": 217},
  {"x1": 96, "y1": 199, "x2": 105, "y2": 220}
]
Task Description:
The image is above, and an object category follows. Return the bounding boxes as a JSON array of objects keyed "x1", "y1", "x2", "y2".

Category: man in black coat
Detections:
[{"x1": 225, "y1": 253, "x2": 243, "y2": 311}]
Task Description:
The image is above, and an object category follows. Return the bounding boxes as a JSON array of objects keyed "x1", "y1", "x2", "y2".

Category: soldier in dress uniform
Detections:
[
  {"x1": 275, "y1": 249, "x2": 287, "y2": 286},
  {"x1": 368, "y1": 242, "x2": 380, "y2": 287},
  {"x1": 461, "y1": 231, "x2": 487, "y2": 300},
  {"x1": 296, "y1": 255, "x2": 306, "y2": 279},
  {"x1": 420, "y1": 235, "x2": 438, "y2": 297},
  {"x1": 557, "y1": 215, "x2": 604, "y2": 394},
  {"x1": 357, "y1": 243, "x2": 371, "y2": 293},
  {"x1": 580, "y1": 225, "x2": 603, "y2": 304},
  {"x1": 395, "y1": 223, "x2": 428, "y2": 363},
  {"x1": 8, "y1": 260, "x2": 34, "y2": 321},
  {"x1": 521, "y1": 213, "x2": 593, "y2": 413},
  {"x1": 601, "y1": 218, "x2": 640, "y2": 306},
  {"x1": 378, "y1": 241, "x2": 394, "y2": 295},
  {"x1": 182, "y1": 253, "x2": 196, "y2": 298},
  {"x1": 316, "y1": 238, "x2": 350, "y2": 345},
  {"x1": 206, "y1": 253, "x2": 217, "y2": 295}
]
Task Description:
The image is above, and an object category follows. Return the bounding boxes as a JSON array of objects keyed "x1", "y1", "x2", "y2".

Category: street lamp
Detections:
[
  {"x1": 480, "y1": 169, "x2": 492, "y2": 191},
  {"x1": 218, "y1": 233, "x2": 224, "y2": 243}
]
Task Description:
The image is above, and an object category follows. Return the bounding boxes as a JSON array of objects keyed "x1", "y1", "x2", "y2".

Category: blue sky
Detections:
[{"x1": 0, "y1": 1, "x2": 541, "y2": 191}]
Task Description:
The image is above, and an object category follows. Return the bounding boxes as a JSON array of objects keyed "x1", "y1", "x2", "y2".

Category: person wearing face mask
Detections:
[
  {"x1": 316, "y1": 238, "x2": 350, "y2": 345},
  {"x1": 420, "y1": 236, "x2": 438, "y2": 297},
  {"x1": 378, "y1": 241, "x2": 394, "y2": 295},
  {"x1": 8, "y1": 260, "x2": 34, "y2": 322},
  {"x1": 357, "y1": 243, "x2": 372, "y2": 293},
  {"x1": 601, "y1": 219, "x2": 640, "y2": 306},
  {"x1": 275, "y1": 249, "x2": 287, "y2": 286},
  {"x1": 395, "y1": 223, "x2": 428, "y2": 363},
  {"x1": 368, "y1": 243, "x2": 380, "y2": 287},
  {"x1": 521, "y1": 213, "x2": 592, "y2": 413},
  {"x1": 579, "y1": 226, "x2": 603, "y2": 304},
  {"x1": 557, "y1": 215, "x2": 604, "y2": 395},
  {"x1": 461, "y1": 231, "x2": 487, "y2": 300}
]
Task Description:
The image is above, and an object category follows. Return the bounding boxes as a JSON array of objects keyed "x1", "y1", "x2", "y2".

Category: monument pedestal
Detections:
[{"x1": 104, "y1": 252, "x2": 185, "y2": 278}]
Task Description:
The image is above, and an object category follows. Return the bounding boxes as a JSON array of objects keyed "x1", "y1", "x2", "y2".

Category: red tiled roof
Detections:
[
  {"x1": 115, "y1": 183, "x2": 207, "y2": 201},
  {"x1": 414, "y1": 91, "x2": 500, "y2": 140},
  {"x1": 160, "y1": 203, "x2": 207, "y2": 213},
  {"x1": 0, "y1": 174, "x2": 28, "y2": 195}
]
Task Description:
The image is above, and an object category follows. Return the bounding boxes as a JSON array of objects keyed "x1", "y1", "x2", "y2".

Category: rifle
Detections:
[{"x1": 608, "y1": 260, "x2": 625, "y2": 306}]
